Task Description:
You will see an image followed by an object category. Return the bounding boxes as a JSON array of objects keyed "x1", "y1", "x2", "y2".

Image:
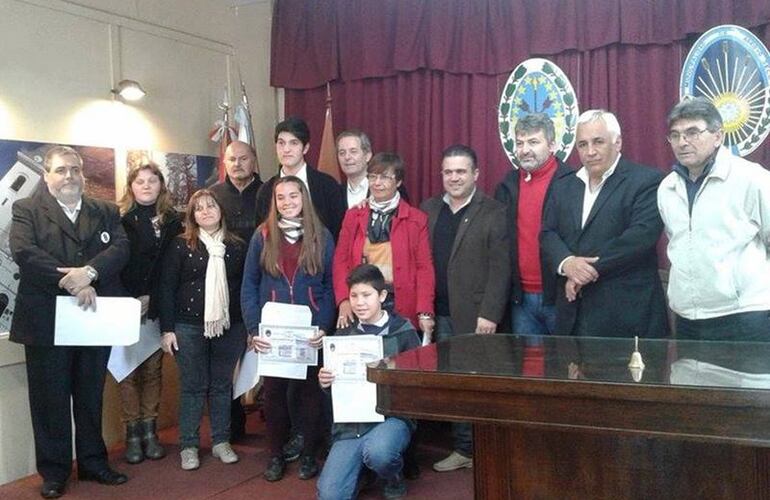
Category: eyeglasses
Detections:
[
  {"x1": 666, "y1": 128, "x2": 712, "y2": 144},
  {"x1": 367, "y1": 173, "x2": 397, "y2": 182}
]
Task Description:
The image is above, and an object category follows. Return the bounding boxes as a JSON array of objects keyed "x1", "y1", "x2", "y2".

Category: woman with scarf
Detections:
[
  {"x1": 158, "y1": 189, "x2": 246, "y2": 471},
  {"x1": 241, "y1": 176, "x2": 335, "y2": 482},
  {"x1": 333, "y1": 152, "x2": 436, "y2": 339},
  {"x1": 117, "y1": 162, "x2": 182, "y2": 464}
]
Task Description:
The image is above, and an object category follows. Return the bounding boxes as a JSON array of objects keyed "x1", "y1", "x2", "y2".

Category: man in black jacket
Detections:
[
  {"x1": 10, "y1": 146, "x2": 130, "y2": 498},
  {"x1": 494, "y1": 114, "x2": 573, "y2": 335},
  {"x1": 255, "y1": 117, "x2": 345, "y2": 238},
  {"x1": 210, "y1": 140, "x2": 263, "y2": 242}
]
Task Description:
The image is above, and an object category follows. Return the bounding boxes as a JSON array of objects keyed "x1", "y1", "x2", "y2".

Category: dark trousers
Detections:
[
  {"x1": 175, "y1": 322, "x2": 246, "y2": 448},
  {"x1": 675, "y1": 310, "x2": 770, "y2": 342},
  {"x1": 263, "y1": 366, "x2": 322, "y2": 458},
  {"x1": 25, "y1": 344, "x2": 111, "y2": 483}
]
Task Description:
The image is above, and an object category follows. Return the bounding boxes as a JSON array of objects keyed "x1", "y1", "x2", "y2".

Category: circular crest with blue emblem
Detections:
[
  {"x1": 498, "y1": 58, "x2": 579, "y2": 166},
  {"x1": 681, "y1": 24, "x2": 770, "y2": 156}
]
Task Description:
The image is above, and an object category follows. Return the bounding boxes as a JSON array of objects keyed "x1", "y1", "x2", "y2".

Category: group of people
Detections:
[{"x1": 9, "y1": 96, "x2": 770, "y2": 499}]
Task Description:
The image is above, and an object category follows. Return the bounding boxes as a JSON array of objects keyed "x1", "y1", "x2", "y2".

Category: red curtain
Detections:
[{"x1": 273, "y1": 0, "x2": 770, "y2": 205}]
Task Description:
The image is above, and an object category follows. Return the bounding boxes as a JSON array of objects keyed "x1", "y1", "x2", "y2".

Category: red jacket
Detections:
[{"x1": 333, "y1": 200, "x2": 435, "y2": 326}]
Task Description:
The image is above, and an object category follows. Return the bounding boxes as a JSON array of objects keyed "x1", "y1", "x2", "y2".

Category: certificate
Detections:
[
  {"x1": 259, "y1": 324, "x2": 318, "y2": 365},
  {"x1": 54, "y1": 296, "x2": 141, "y2": 346},
  {"x1": 323, "y1": 335, "x2": 384, "y2": 423}
]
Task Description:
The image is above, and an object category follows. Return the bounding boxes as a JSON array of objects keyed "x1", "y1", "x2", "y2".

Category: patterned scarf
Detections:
[
  {"x1": 197, "y1": 229, "x2": 230, "y2": 338},
  {"x1": 367, "y1": 192, "x2": 400, "y2": 243},
  {"x1": 278, "y1": 216, "x2": 304, "y2": 244}
]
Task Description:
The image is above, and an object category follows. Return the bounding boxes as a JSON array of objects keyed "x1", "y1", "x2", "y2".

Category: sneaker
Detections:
[
  {"x1": 212, "y1": 442, "x2": 239, "y2": 464},
  {"x1": 180, "y1": 447, "x2": 199, "y2": 471},
  {"x1": 297, "y1": 454, "x2": 318, "y2": 480},
  {"x1": 282, "y1": 433, "x2": 304, "y2": 462},
  {"x1": 263, "y1": 456, "x2": 286, "y2": 482},
  {"x1": 432, "y1": 451, "x2": 472, "y2": 472},
  {"x1": 383, "y1": 473, "x2": 407, "y2": 499}
]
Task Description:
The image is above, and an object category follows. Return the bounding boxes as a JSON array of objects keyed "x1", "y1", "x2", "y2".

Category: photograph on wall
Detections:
[
  {"x1": 120, "y1": 149, "x2": 216, "y2": 210},
  {"x1": 0, "y1": 139, "x2": 116, "y2": 334}
]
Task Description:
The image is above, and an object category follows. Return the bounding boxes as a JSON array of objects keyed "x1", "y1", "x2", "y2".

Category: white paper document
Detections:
[
  {"x1": 54, "y1": 296, "x2": 141, "y2": 346},
  {"x1": 258, "y1": 324, "x2": 318, "y2": 379},
  {"x1": 107, "y1": 319, "x2": 162, "y2": 382},
  {"x1": 323, "y1": 335, "x2": 384, "y2": 423},
  {"x1": 233, "y1": 302, "x2": 314, "y2": 391}
]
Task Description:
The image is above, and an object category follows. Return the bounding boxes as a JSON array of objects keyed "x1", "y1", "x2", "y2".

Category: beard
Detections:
[{"x1": 50, "y1": 183, "x2": 83, "y2": 206}]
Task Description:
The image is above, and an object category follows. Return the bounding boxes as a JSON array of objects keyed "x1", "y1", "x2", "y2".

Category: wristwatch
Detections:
[{"x1": 85, "y1": 266, "x2": 98, "y2": 282}]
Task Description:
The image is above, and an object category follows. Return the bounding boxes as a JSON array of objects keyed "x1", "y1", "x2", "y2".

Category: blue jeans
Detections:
[
  {"x1": 317, "y1": 417, "x2": 411, "y2": 500},
  {"x1": 512, "y1": 292, "x2": 556, "y2": 335},
  {"x1": 434, "y1": 315, "x2": 473, "y2": 457},
  {"x1": 175, "y1": 322, "x2": 246, "y2": 448}
]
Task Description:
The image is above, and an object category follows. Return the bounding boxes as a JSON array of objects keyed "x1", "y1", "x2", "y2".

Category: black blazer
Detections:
[
  {"x1": 494, "y1": 158, "x2": 574, "y2": 304},
  {"x1": 540, "y1": 158, "x2": 668, "y2": 338},
  {"x1": 9, "y1": 188, "x2": 129, "y2": 345},
  {"x1": 255, "y1": 166, "x2": 346, "y2": 239}
]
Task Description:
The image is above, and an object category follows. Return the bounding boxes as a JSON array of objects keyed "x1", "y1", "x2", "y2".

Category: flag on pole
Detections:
[
  {"x1": 209, "y1": 89, "x2": 236, "y2": 183},
  {"x1": 317, "y1": 83, "x2": 340, "y2": 182},
  {"x1": 233, "y1": 70, "x2": 256, "y2": 152}
]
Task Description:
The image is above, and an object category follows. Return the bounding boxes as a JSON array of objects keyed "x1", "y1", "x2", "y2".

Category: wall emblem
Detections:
[
  {"x1": 498, "y1": 58, "x2": 579, "y2": 166},
  {"x1": 681, "y1": 25, "x2": 770, "y2": 156}
]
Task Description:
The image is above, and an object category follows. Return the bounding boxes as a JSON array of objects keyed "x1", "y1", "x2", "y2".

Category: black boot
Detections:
[
  {"x1": 141, "y1": 418, "x2": 166, "y2": 460},
  {"x1": 124, "y1": 421, "x2": 144, "y2": 464}
]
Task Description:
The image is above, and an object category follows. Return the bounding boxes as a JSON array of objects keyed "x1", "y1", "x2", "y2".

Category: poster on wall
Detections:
[
  {"x1": 0, "y1": 139, "x2": 115, "y2": 336},
  {"x1": 118, "y1": 149, "x2": 216, "y2": 210}
]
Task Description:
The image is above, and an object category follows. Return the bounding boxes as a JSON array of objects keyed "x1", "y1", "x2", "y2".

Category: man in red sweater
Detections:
[{"x1": 494, "y1": 114, "x2": 573, "y2": 335}]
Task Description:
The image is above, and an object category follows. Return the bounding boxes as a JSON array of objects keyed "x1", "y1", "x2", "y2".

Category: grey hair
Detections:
[
  {"x1": 667, "y1": 96, "x2": 723, "y2": 131},
  {"x1": 577, "y1": 109, "x2": 622, "y2": 140},
  {"x1": 336, "y1": 129, "x2": 372, "y2": 154},
  {"x1": 43, "y1": 145, "x2": 82, "y2": 172},
  {"x1": 514, "y1": 113, "x2": 556, "y2": 144}
]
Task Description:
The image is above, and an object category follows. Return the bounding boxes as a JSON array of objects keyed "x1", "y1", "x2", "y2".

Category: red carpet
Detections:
[{"x1": 1, "y1": 416, "x2": 473, "y2": 499}]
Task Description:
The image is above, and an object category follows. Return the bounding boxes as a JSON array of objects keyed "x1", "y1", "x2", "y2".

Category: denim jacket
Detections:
[{"x1": 240, "y1": 228, "x2": 336, "y2": 334}]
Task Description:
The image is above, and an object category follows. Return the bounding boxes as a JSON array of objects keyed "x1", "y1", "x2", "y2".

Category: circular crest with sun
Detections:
[
  {"x1": 681, "y1": 25, "x2": 770, "y2": 156},
  {"x1": 498, "y1": 58, "x2": 579, "y2": 167}
]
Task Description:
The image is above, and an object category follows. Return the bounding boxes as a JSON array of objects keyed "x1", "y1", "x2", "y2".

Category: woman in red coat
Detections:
[{"x1": 333, "y1": 152, "x2": 436, "y2": 339}]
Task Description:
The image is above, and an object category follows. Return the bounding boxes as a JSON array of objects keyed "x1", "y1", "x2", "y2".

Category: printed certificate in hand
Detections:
[
  {"x1": 259, "y1": 324, "x2": 318, "y2": 365},
  {"x1": 323, "y1": 335, "x2": 384, "y2": 423}
]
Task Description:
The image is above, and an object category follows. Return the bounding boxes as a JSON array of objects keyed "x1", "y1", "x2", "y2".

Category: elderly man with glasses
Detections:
[{"x1": 658, "y1": 97, "x2": 770, "y2": 341}]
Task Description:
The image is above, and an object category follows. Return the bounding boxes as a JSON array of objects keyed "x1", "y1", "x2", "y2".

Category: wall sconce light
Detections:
[{"x1": 112, "y1": 80, "x2": 147, "y2": 101}]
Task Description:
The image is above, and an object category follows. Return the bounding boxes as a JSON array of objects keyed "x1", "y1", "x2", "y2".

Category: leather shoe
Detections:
[
  {"x1": 77, "y1": 468, "x2": 128, "y2": 485},
  {"x1": 40, "y1": 480, "x2": 65, "y2": 498}
]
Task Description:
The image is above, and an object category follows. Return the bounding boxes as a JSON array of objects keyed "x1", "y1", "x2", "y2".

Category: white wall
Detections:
[{"x1": 0, "y1": 0, "x2": 278, "y2": 484}]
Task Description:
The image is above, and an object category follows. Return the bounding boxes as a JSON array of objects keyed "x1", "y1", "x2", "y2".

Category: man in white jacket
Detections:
[{"x1": 658, "y1": 97, "x2": 770, "y2": 341}]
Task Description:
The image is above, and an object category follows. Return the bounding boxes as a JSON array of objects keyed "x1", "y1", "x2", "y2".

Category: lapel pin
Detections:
[{"x1": 100, "y1": 231, "x2": 110, "y2": 244}]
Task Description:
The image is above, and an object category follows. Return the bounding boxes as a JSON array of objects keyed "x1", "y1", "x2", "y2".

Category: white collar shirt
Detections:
[
  {"x1": 57, "y1": 198, "x2": 82, "y2": 223},
  {"x1": 575, "y1": 155, "x2": 621, "y2": 228}
]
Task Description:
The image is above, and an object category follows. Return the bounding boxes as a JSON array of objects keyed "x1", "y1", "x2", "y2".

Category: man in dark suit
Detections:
[
  {"x1": 421, "y1": 144, "x2": 510, "y2": 472},
  {"x1": 494, "y1": 113, "x2": 573, "y2": 335},
  {"x1": 255, "y1": 117, "x2": 346, "y2": 238},
  {"x1": 9, "y1": 146, "x2": 130, "y2": 498},
  {"x1": 336, "y1": 129, "x2": 410, "y2": 210},
  {"x1": 540, "y1": 110, "x2": 668, "y2": 338}
]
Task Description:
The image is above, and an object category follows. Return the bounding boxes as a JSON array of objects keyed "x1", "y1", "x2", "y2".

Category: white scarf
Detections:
[
  {"x1": 198, "y1": 229, "x2": 230, "y2": 338},
  {"x1": 368, "y1": 191, "x2": 401, "y2": 214}
]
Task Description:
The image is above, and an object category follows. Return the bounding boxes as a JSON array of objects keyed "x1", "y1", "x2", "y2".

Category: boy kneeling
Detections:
[{"x1": 317, "y1": 264, "x2": 420, "y2": 500}]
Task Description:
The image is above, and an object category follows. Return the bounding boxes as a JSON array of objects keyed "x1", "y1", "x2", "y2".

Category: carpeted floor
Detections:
[{"x1": 0, "y1": 414, "x2": 474, "y2": 499}]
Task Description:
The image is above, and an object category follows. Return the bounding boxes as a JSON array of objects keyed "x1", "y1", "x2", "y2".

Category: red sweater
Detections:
[
  {"x1": 333, "y1": 200, "x2": 435, "y2": 327},
  {"x1": 517, "y1": 156, "x2": 557, "y2": 293}
]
